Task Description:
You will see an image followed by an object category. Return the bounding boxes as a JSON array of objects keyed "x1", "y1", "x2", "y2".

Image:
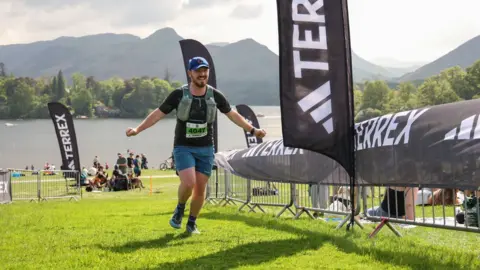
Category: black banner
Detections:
[
  {"x1": 179, "y1": 39, "x2": 219, "y2": 153},
  {"x1": 356, "y1": 99, "x2": 480, "y2": 189},
  {"x1": 235, "y1": 104, "x2": 263, "y2": 148},
  {"x1": 0, "y1": 170, "x2": 11, "y2": 204},
  {"x1": 276, "y1": 0, "x2": 355, "y2": 177},
  {"x1": 216, "y1": 99, "x2": 480, "y2": 189},
  {"x1": 47, "y1": 102, "x2": 81, "y2": 172},
  {"x1": 215, "y1": 139, "x2": 348, "y2": 185}
]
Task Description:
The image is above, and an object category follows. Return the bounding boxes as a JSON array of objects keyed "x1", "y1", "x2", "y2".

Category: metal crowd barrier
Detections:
[
  {"x1": 293, "y1": 183, "x2": 363, "y2": 229},
  {"x1": 205, "y1": 167, "x2": 227, "y2": 205},
  {"x1": 249, "y1": 180, "x2": 295, "y2": 218},
  {"x1": 208, "y1": 169, "x2": 353, "y2": 222},
  {"x1": 224, "y1": 169, "x2": 251, "y2": 211},
  {"x1": 362, "y1": 185, "x2": 480, "y2": 237},
  {"x1": 208, "y1": 168, "x2": 480, "y2": 237},
  {"x1": 8, "y1": 169, "x2": 82, "y2": 202},
  {"x1": 0, "y1": 169, "x2": 12, "y2": 204}
]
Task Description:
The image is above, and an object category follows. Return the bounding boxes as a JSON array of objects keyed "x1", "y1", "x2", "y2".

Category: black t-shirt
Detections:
[
  {"x1": 159, "y1": 87, "x2": 232, "y2": 147},
  {"x1": 380, "y1": 188, "x2": 405, "y2": 217},
  {"x1": 127, "y1": 157, "x2": 133, "y2": 167}
]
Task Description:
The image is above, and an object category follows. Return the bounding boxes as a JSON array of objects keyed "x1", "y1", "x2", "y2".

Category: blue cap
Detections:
[{"x1": 188, "y1": 56, "x2": 209, "y2": 70}]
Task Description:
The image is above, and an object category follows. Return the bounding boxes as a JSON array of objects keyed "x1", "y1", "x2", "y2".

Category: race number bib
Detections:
[{"x1": 186, "y1": 122, "x2": 208, "y2": 138}]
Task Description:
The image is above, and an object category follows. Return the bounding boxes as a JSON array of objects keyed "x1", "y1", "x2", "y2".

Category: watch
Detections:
[{"x1": 250, "y1": 127, "x2": 256, "y2": 135}]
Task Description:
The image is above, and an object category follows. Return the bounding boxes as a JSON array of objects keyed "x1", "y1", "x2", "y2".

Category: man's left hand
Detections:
[{"x1": 254, "y1": 128, "x2": 267, "y2": 138}]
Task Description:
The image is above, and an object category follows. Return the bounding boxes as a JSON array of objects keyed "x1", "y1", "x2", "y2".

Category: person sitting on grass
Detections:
[
  {"x1": 366, "y1": 161, "x2": 419, "y2": 221},
  {"x1": 456, "y1": 189, "x2": 480, "y2": 227},
  {"x1": 86, "y1": 173, "x2": 109, "y2": 191},
  {"x1": 366, "y1": 187, "x2": 418, "y2": 220}
]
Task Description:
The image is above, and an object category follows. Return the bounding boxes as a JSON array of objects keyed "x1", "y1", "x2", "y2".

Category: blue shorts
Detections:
[{"x1": 173, "y1": 145, "x2": 215, "y2": 177}]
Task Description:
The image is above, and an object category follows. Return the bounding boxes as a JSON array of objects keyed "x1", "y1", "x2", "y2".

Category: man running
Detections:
[{"x1": 125, "y1": 56, "x2": 266, "y2": 234}]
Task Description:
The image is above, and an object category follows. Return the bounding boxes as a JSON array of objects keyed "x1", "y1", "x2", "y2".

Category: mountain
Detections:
[
  {"x1": 352, "y1": 52, "x2": 392, "y2": 81},
  {"x1": 0, "y1": 27, "x2": 424, "y2": 105},
  {"x1": 0, "y1": 28, "x2": 281, "y2": 105},
  {"x1": 350, "y1": 52, "x2": 426, "y2": 81},
  {"x1": 206, "y1": 42, "x2": 229, "y2": 47},
  {"x1": 371, "y1": 57, "x2": 425, "y2": 69},
  {"x1": 382, "y1": 65, "x2": 422, "y2": 78},
  {"x1": 400, "y1": 35, "x2": 480, "y2": 81}
]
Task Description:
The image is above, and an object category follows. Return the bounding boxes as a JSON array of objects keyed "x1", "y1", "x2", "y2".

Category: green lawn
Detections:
[
  {"x1": 102, "y1": 169, "x2": 176, "y2": 177},
  {"x1": 9, "y1": 169, "x2": 176, "y2": 200},
  {"x1": 1, "y1": 176, "x2": 480, "y2": 270}
]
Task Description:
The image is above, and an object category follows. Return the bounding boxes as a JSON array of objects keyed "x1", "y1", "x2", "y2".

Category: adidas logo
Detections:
[
  {"x1": 444, "y1": 114, "x2": 480, "y2": 140},
  {"x1": 297, "y1": 81, "x2": 333, "y2": 134}
]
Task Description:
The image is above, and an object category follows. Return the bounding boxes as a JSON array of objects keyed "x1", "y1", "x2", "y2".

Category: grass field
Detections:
[{"x1": 1, "y1": 172, "x2": 480, "y2": 270}]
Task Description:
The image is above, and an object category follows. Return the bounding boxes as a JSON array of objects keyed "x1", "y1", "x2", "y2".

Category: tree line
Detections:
[
  {"x1": 0, "y1": 64, "x2": 182, "y2": 119},
  {"x1": 354, "y1": 60, "x2": 480, "y2": 122},
  {"x1": 1, "y1": 59, "x2": 480, "y2": 120}
]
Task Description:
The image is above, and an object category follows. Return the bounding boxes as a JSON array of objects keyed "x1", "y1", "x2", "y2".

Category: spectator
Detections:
[
  {"x1": 141, "y1": 154, "x2": 148, "y2": 169},
  {"x1": 116, "y1": 153, "x2": 127, "y2": 174},
  {"x1": 366, "y1": 187, "x2": 418, "y2": 220},
  {"x1": 127, "y1": 152, "x2": 134, "y2": 175},
  {"x1": 133, "y1": 154, "x2": 142, "y2": 177},
  {"x1": 93, "y1": 156, "x2": 99, "y2": 168}
]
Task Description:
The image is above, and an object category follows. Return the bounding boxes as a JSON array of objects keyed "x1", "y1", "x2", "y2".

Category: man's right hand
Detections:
[{"x1": 126, "y1": 127, "x2": 138, "y2": 137}]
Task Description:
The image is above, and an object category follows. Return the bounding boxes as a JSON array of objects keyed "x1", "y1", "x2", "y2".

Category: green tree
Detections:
[
  {"x1": 170, "y1": 81, "x2": 183, "y2": 89},
  {"x1": 417, "y1": 77, "x2": 461, "y2": 107},
  {"x1": 0, "y1": 62, "x2": 6, "y2": 77},
  {"x1": 71, "y1": 73, "x2": 87, "y2": 95},
  {"x1": 355, "y1": 108, "x2": 383, "y2": 122},
  {"x1": 7, "y1": 80, "x2": 35, "y2": 118},
  {"x1": 361, "y1": 80, "x2": 390, "y2": 112},
  {"x1": 29, "y1": 94, "x2": 50, "y2": 118},
  {"x1": 71, "y1": 89, "x2": 94, "y2": 117},
  {"x1": 56, "y1": 70, "x2": 66, "y2": 101},
  {"x1": 465, "y1": 60, "x2": 480, "y2": 98},
  {"x1": 4, "y1": 77, "x2": 17, "y2": 97},
  {"x1": 152, "y1": 78, "x2": 173, "y2": 105},
  {"x1": 0, "y1": 94, "x2": 7, "y2": 117},
  {"x1": 384, "y1": 82, "x2": 418, "y2": 113},
  {"x1": 353, "y1": 88, "x2": 363, "y2": 116},
  {"x1": 51, "y1": 76, "x2": 58, "y2": 100},
  {"x1": 436, "y1": 66, "x2": 472, "y2": 100},
  {"x1": 397, "y1": 82, "x2": 416, "y2": 103}
]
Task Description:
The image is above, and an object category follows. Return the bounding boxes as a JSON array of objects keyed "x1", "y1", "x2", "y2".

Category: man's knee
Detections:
[
  {"x1": 178, "y1": 167, "x2": 196, "y2": 190},
  {"x1": 193, "y1": 172, "x2": 208, "y2": 192},
  {"x1": 180, "y1": 176, "x2": 196, "y2": 189},
  {"x1": 193, "y1": 185, "x2": 207, "y2": 197}
]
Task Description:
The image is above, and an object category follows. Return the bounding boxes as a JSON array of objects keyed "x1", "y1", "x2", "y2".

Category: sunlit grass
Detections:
[{"x1": 1, "y1": 176, "x2": 479, "y2": 269}]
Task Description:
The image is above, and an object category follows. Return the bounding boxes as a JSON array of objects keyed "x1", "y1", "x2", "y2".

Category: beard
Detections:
[{"x1": 192, "y1": 76, "x2": 207, "y2": 88}]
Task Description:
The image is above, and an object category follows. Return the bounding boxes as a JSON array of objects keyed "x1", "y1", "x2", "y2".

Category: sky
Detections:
[{"x1": 1, "y1": 0, "x2": 480, "y2": 66}]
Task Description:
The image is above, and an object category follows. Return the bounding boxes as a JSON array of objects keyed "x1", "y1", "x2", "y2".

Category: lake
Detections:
[{"x1": 0, "y1": 106, "x2": 282, "y2": 170}]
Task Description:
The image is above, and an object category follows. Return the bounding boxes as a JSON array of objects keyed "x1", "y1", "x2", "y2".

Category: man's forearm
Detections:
[
  {"x1": 136, "y1": 108, "x2": 165, "y2": 133},
  {"x1": 226, "y1": 110, "x2": 254, "y2": 131}
]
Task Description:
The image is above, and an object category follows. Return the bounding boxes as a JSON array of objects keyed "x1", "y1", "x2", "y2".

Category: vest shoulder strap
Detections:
[
  {"x1": 181, "y1": 85, "x2": 192, "y2": 98},
  {"x1": 181, "y1": 84, "x2": 215, "y2": 100},
  {"x1": 205, "y1": 86, "x2": 214, "y2": 100}
]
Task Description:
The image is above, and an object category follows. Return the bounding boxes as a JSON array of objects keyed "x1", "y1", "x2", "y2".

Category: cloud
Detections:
[
  {"x1": 0, "y1": 1, "x2": 188, "y2": 44},
  {"x1": 4, "y1": 0, "x2": 478, "y2": 64},
  {"x1": 230, "y1": 4, "x2": 263, "y2": 19},
  {"x1": 0, "y1": 0, "x2": 279, "y2": 59},
  {"x1": 8, "y1": 1, "x2": 183, "y2": 28},
  {"x1": 182, "y1": 0, "x2": 235, "y2": 9}
]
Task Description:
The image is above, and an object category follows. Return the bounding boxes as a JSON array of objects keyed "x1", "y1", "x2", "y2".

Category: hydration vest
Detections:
[{"x1": 176, "y1": 84, "x2": 217, "y2": 124}]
